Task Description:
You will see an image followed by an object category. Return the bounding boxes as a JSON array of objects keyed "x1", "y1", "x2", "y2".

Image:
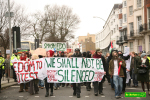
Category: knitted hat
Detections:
[{"x1": 141, "y1": 53, "x2": 147, "y2": 58}]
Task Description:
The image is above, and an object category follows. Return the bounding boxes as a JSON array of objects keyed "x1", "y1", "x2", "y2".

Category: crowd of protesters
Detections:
[{"x1": 0, "y1": 48, "x2": 150, "y2": 99}]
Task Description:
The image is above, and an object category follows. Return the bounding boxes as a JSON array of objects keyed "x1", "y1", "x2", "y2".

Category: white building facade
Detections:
[{"x1": 96, "y1": 4, "x2": 122, "y2": 54}]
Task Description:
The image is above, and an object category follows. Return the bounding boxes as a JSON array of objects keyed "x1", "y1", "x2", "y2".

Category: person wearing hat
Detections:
[
  {"x1": 137, "y1": 53, "x2": 150, "y2": 95},
  {"x1": 11, "y1": 50, "x2": 20, "y2": 82},
  {"x1": 93, "y1": 49, "x2": 106, "y2": 96},
  {"x1": 0, "y1": 50, "x2": 5, "y2": 93},
  {"x1": 71, "y1": 48, "x2": 82, "y2": 98},
  {"x1": 45, "y1": 50, "x2": 55, "y2": 97}
]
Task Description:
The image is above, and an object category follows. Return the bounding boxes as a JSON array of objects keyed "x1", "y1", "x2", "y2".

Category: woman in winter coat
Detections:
[
  {"x1": 86, "y1": 51, "x2": 92, "y2": 91},
  {"x1": 30, "y1": 54, "x2": 39, "y2": 95},
  {"x1": 93, "y1": 49, "x2": 106, "y2": 96},
  {"x1": 137, "y1": 53, "x2": 150, "y2": 94},
  {"x1": 45, "y1": 50, "x2": 55, "y2": 97},
  {"x1": 19, "y1": 52, "x2": 28, "y2": 92}
]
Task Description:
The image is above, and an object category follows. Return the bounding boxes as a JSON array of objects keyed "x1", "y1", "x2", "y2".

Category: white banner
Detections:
[
  {"x1": 12, "y1": 58, "x2": 105, "y2": 84},
  {"x1": 42, "y1": 42, "x2": 67, "y2": 51}
]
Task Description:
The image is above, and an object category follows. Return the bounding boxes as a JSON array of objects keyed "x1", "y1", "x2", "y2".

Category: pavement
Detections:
[
  {"x1": 0, "y1": 80, "x2": 150, "y2": 100},
  {"x1": 1, "y1": 77, "x2": 17, "y2": 89}
]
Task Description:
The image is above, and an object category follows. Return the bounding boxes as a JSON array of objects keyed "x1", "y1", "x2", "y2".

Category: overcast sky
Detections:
[{"x1": 13, "y1": 0, "x2": 122, "y2": 38}]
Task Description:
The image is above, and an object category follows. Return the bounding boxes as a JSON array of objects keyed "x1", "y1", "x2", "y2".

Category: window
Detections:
[
  {"x1": 129, "y1": 22, "x2": 134, "y2": 32},
  {"x1": 137, "y1": 16, "x2": 142, "y2": 32},
  {"x1": 129, "y1": 6, "x2": 133, "y2": 15},
  {"x1": 114, "y1": 28, "x2": 115, "y2": 33},
  {"x1": 124, "y1": 1, "x2": 127, "y2": 7},
  {"x1": 111, "y1": 21, "x2": 113, "y2": 25},
  {"x1": 124, "y1": 14, "x2": 127, "y2": 22},
  {"x1": 114, "y1": 19, "x2": 115, "y2": 22},
  {"x1": 116, "y1": 25, "x2": 118, "y2": 30},
  {"x1": 112, "y1": 30, "x2": 113, "y2": 35},
  {"x1": 137, "y1": 0, "x2": 141, "y2": 8},
  {"x1": 130, "y1": 42, "x2": 133, "y2": 52},
  {"x1": 120, "y1": 19, "x2": 122, "y2": 26},
  {"x1": 120, "y1": 9, "x2": 122, "y2": 13},
  {"x1": 148, "y1": 7, "x2": 150, "y2": 30}
]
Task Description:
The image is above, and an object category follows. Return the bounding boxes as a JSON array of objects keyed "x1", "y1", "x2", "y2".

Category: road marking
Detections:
[
  {"x1": 11, "y1": 86, "x2": 20, "y2": 87},
  {"x1": 85, "y1": 96, "x2": 89, "y2": 97},
  {"x1": 19, "y1": 96, "x2": 23, "y2": 97},
  {"x1": 69, "y1": 96, "x2": 73, "y2": 97},
  {"x1": 51, "y1": 96, "x2": 55, "y2": 97},
  {"x1": 35, "y1": 96, "x2": 39, "y2": 97},
  {"x1": 137, "y1": 97, "x2": 141, "y2": 99},
  {"x1": 126, "y1": 88, "x2": 148, "y2": 90},
  {"x1": 101, "y1": 96, "x2": 105, "y2": 97}
]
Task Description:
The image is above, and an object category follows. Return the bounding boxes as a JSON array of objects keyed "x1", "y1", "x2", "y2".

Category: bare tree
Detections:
[
  {"x1": 44, "y1": 5, "x2": 80, "y2": 42},
  {"x1": 0, "y1": 1, "x2": 30, "y2": 57}
]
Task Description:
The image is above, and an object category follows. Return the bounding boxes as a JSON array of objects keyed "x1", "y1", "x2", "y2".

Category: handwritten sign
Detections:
[{"x1": 42, "y1": 42, "x2": 67, "y2": 51}]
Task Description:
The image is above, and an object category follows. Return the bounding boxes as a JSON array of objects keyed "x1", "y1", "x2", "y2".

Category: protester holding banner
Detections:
[
  {"x1": 109, "y1": 50, "x2": 126, "y2": 99},
  {"x1": 30, "y1": 54, "x2": 39, "y2": 95},
  {"x1": 60, "y1": 51, "x2": 66, "y2": 87},
  {"x1": 93, "y1": 49, "x2": 106, "y2": 96},
  {"x1": 45, "y1": 50, "x2": 54, "y2": 97},
  {"x1": 71, "y1": 48, "x2": 82, "y2": 98},
  {"x1": 19, "y1": 52, "x2": 28, "y2": 92},
  {"x1": 11, "y1": 50, "x2": 20, "y2": 82},
  {"x1": 86, "y1": 51, "x2": 92, "y2": 91}
]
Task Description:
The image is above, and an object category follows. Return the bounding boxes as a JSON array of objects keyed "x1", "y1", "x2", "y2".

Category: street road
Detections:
[{"x1": 0, "y1": 81, "x2": 150, "y2": 100}]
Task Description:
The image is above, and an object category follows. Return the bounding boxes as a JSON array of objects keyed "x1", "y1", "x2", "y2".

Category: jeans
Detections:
[
  {"x1": 132, "y1": 69, "x2": 138, "y2": 86},
  {"x1": 110, "y1": 78, "x2": 114, "y2": 88},
  {"x1": 113, "y1": 75, "x2": 123, "y2": 97},
  {"x1": 39, "y1": 80, "x2": 44, "y2": 87}
]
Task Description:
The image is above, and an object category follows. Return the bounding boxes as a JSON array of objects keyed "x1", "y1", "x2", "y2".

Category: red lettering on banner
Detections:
[
  {"x1": 18, "y1": 62, "x2": 24, "y2": 72},
  {"x1": 36, "y1": 61, "x2": 39, "y2": 70},
  {"x1": 29, "y1": 61, "x2": 35, "y2": 71},
  {"x1": 20, "y1": 73, "x2": 25, "y2": 81},
  {"x1": 24, "y1": 73, "x2": 28, "y2": 81},
  {"x1": 34, "y1": 72, "x2": 38, "y2": 78},
  {"x1": 30, "y1": 72, "x2": 35, "y2": 79},
  {"x1": 39, "y1": 61, "x2": 42, "y2": 69},
  {"x1": 24, "y1": 61, "x2": 29, "y2": 72}
]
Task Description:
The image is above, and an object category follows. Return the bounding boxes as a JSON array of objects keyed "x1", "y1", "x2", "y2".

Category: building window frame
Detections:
[
  {"x1": 137, "y1": 0, "x2": 141, "y2": 8},
  {"x1": 129, "y1": 6, "x2": 133, "y2": 15},
  {"x1": 147, "y1": 7, "x2": 150, "y2": 30},
  {"x1": 124, "y1": 1, "x2": 127, "y2": 7},
  {"x1": 123, "y1": 14, "x2": 127, "y2": 22},
  {"x1": 130, "y1": 42, "x2": 133, "y2": 52}
]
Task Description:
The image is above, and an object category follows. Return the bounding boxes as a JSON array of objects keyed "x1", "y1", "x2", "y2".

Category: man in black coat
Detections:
[{"x1": 71, "y1": 48, "x2": 82, "y2": 98}]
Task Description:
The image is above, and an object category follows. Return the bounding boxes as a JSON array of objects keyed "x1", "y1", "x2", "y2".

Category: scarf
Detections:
[{"x1": 93, "y1": 54, "x2": 101, "y2": 58}]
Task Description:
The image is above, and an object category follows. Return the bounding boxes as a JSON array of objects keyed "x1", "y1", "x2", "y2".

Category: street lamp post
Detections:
[{"x1": 8, "y1": 0, "x2": 11, "y2": 83}]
